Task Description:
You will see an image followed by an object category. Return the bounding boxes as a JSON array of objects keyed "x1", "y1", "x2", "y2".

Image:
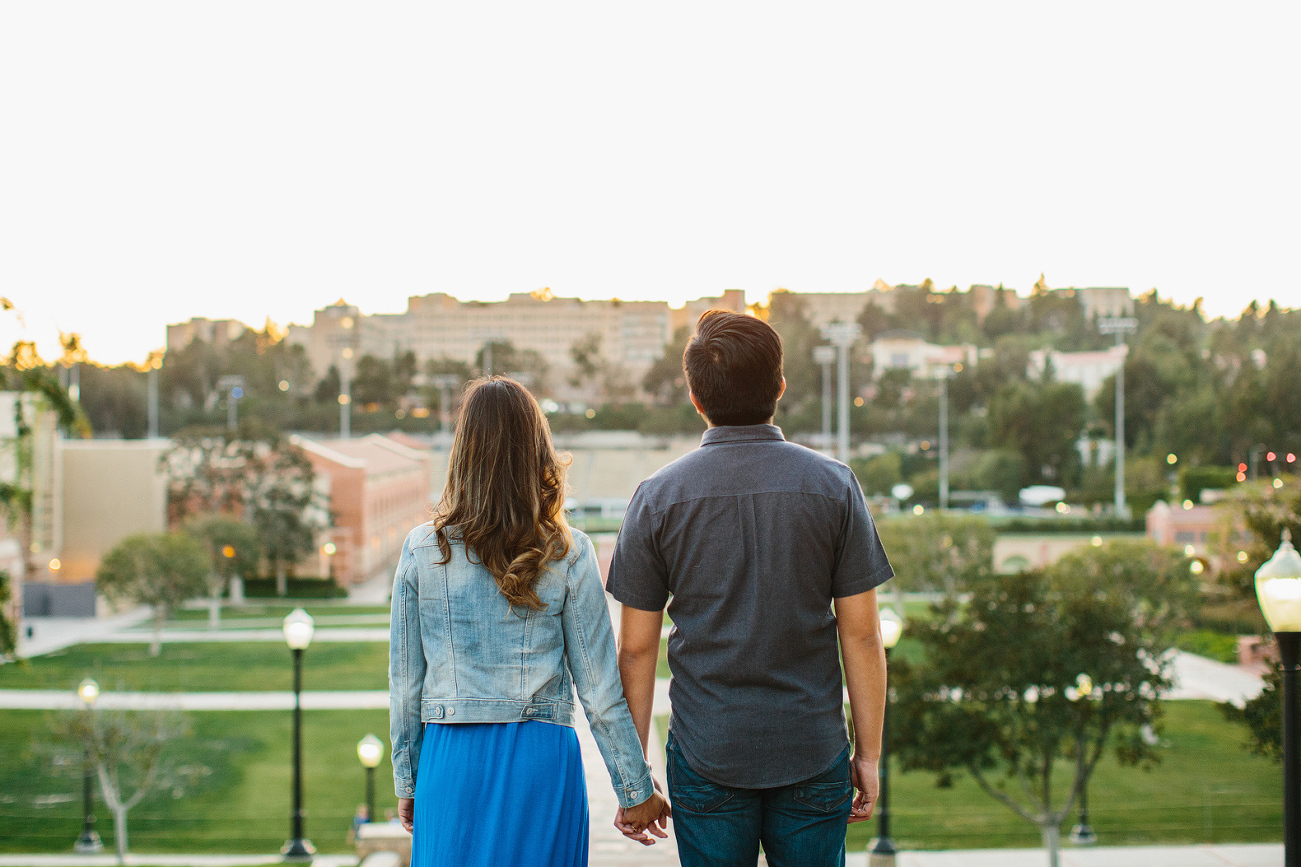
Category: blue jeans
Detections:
[{"x1": 666, "y1": 732, "x2": 852, "y2": 867}]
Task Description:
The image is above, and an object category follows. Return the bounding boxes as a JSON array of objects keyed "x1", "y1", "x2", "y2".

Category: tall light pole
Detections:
[
  {"x1": 430, "y1": 375, "x2": 461, "y2": 434},
  {"x1": 1099, "y1": 317, "x2": 1136, "y2": 517},
  {"x1": 1255, "y1": 529, "x2": 1301, "y2": 867},
  {"x1": 938, "y1": 368, "x2": 950, "y2": 511},
  {"x1": 821, "y1": 323, "x2": 861, "y2": 464},
  {"x1": 1068, "y1": 673, "x2": 1098, "y2": 845},
  {"x1": 282, "y1": 609, "x2": 316, "y2": 860},
  {"x1": 872, "y1": 609, "x2": 903, "y2": 864},
  {"x1": 813, "y1": 345, "x2": 836, "y2": 452},
  {"x1": 356, "y1": 734, "x2": 384, "y2": 826},
  {"x1": 74, "y1": 678, "x2": 102, "y2": 853}
]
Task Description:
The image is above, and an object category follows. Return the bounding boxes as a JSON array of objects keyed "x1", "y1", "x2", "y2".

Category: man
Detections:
[{"x1": 607, "y1": 309, "x2": 893, "y2": 866}]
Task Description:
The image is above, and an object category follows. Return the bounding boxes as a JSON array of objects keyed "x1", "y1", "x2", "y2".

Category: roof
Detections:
[{"x1": 292, "y1": 434, "x2": 427, "y2": 475}]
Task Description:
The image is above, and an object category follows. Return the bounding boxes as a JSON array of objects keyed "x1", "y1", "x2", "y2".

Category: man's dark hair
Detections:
[{"x1": 683, "y1": 310, "x2": 784, "y2": 426}]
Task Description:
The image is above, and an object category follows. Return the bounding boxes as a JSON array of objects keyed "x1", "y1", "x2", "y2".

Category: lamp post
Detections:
[
  {"x1": 1098, "y1": 317, "x2": 1136, "y2": 517},
  {"x1": 146, "y1": 350, "x2": 163, "y2": 439},
  {"x1": 1068, "y1": 673, "x2": 1098, "y2": 845},
  {"x1": 821, "y1": 323, "x2": 862, "y2": 464},
  {"x1": 356, "y1": 734, "x2": 384, "y2": 825},
  {"x1": 74, "y1": 678, "x2": 102, "y2": 853},
  {"x1": 1255, "y1": 529, "x2": 1301, "y2": 867},
  {"x1": 813, "y1": 346, "x2": 836, "y2": 453},
  {"x1": 282, "y1": 609, "x2": 316, "y2": 860},
  {"x1": 938, "y1": 368, "x2": 950, "y2": 511},
  {"x1": 871, "y1": 609, "x2": 903, "y2": 865}
]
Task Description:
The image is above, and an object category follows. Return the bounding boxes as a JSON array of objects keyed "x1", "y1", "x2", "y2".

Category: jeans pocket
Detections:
[
  {"x1": 792, "y1": 780, "x2": 852, "y2": 813},
  {"x1": 667, "y1": 736, "x2": 735, "y2": 814}
]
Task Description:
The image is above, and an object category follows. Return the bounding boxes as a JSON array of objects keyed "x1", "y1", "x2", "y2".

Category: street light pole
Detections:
[
  {"x1": 74, "y1": 678, "x2": 102, "y2": 853},
  {"x1": 146, "y1": 351, "x2": 162, "y2": 439},
  {"x1": 821, "y1": 323, "x2": 862, "y2": 465},
  {"x1": 430, "y1": 375, "x2": 461, "y2": 434},
  {"x1": 282, "y1": 609, "x2": 316, "y2": 860},
  {"x1": 357, "y1": 734, "x2": 384, "y2": 826},
  {"x1": 813, "y1": 346, "x2": 836, "y2": 453},
  {"x1": 1099, "y1": 318, "x2": 1136, "y2": 518},
  {"x1": 872, "y1": 610, "x2": 903, "y2": 865},
  {"x1": 1255, "y1": 529, "x2": 1301, "y2": 867},
  {"x1": 938, "y1": 370, "x2": 949, "y2": 511}
]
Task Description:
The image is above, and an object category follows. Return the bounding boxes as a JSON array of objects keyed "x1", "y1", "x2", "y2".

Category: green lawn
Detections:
[
  {"x1": 0, "y1": 643, "x2": 390, "y2": 693},
  {"x1": 0, "y1": 709, "x2": 398, "y2": 854},
  {"x1": 168, "y1": 604, "x2": 391, "y2": 623}
]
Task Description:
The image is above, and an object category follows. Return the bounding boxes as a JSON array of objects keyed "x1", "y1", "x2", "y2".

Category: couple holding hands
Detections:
[{"x1": 389, "y1": 310, "x2": 894, "y2": 867}]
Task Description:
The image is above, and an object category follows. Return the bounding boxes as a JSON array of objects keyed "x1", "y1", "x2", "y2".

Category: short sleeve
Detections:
[
  {"x1": 831, "y1": 473, "x2": 895, "y2": 598},
  {"x1": 606, "y1": 482, "x2": 670, "y2": 611}
]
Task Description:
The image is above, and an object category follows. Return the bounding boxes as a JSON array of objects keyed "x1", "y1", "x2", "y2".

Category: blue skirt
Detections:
[{"x1": 412, "y1": 721, "x2": 589, "y2": 867}]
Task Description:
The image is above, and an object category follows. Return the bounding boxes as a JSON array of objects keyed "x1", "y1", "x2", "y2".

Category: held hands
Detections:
[
  {"x1": 613, "y1": 778, "x2": 671, "y2": 845},
  {"x1": 397, "y1": 797, "x2": 415, "y2": 833},
  {"x1": 847, "y1": 753, "x2": 879, "y2": 824}
]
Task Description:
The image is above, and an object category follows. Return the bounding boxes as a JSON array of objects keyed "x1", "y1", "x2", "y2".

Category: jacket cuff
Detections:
[
  {"x1": 394, "y1": 777, "x2": 416, "y2": 798},
  {"x1": 617, "y1": 767, "x2": 656, "y2": 810}
]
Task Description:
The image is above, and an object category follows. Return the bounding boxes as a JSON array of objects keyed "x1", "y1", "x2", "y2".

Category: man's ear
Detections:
[
  {"x1": 689, "y1": 390, "x2": 709, "y2": 423},
  {"x1": 777, "y1": 376, "x2": 787, "y2": 402}
]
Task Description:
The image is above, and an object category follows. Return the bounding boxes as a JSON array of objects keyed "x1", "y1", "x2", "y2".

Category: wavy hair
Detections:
[{"x1": 432, "y1": 377, "x2": 572, "y2": 609}]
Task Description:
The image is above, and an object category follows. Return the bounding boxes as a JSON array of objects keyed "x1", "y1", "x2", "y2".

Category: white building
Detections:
[
  {"x1": 1027, "y1": 345, "x2": 1127, "y2": 399},
  {"x1": 868, "y1": 332, "x2": 980, "y2": 379}
]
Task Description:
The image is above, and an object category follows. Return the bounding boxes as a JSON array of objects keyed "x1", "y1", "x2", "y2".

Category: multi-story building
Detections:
[
  {"x1": 868, "y1": 332, "x2": 980, "y2": 380},
  {"x1": 293, "y1": 433, "x2": 432, "y2": 585},
  {"x1": 166, "y1": 317, "x2": 249, "y2": 352}
]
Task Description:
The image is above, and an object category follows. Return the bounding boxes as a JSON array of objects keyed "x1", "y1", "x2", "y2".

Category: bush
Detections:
[
  {"x1": 1181, "y1": 465, "x2": 1237, "y2": 503},
  {"x1": 241, "y1": 576, "x2": 347, "y2": 599},
  {"x1": 1174, "y1": 629, "x2": 1241, "y2": 664}
]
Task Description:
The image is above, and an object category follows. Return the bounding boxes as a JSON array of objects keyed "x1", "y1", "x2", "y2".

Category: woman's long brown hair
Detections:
[{"x1": 433, "y1": 377, "x2": 572, "y2": 609}]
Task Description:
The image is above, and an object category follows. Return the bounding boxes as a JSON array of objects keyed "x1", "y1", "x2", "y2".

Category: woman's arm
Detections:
[{"x1": 389, "y1": 539, "x2": 427, "y2": 810}]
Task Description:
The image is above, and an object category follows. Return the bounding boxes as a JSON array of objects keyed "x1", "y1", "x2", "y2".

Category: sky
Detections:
[{"x1": 2, "y1": 2, "x2": 1299, "y2": 366}]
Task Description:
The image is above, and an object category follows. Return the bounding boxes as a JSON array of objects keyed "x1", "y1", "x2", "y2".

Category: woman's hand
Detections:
[
  {"x1": 613, "y1": 783, "x2": 671, "y2": 845},
  {"x1": 398, "y1": 797, "x2": 415, "y2": 833}
]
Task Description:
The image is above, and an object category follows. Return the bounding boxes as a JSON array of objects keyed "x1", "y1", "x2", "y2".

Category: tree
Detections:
[
  {"x1": 161, "y1": 427, "x2": 326, "y2": 595},
  {"x1": 51, "y1": 708, "x2": 194, "y2": 865},
  {"x1": 642, "y1": 325, "x2": 692, "y2": 405},
  {"x1": 96, "y1": 533, "x2": 209, "y2": 656},
  {"x1": 873, "y1": 513, "x2": 994, "y2": 595},
  {"x1": 892, "y1": 542, "x2": 1195, "y2": 867},
  {"x1": 0, "y1": 569, "x2": 14, "y2": 658},
  {"x1": 987, "y1": 379, "x2": 1086, "y2": 489},
  {"x1": 186, "y1": 515, "x2": 260, "y2": 627}
]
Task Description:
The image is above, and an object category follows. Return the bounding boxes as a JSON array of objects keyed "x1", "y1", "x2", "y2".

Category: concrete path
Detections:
[
  {"x1": 877, "y1": 843, "x2": 1282, "y2": 866},
  {"x1": 1168, "y1": 651, "x2": 1266, "y2": 706}
]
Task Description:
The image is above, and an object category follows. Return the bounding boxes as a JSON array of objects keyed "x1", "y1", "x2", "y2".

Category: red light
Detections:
[
  {"x1": 1237, "y1": 472, "x2": 1247, "y2": 482},
  {"x1": 1238, "y1": 463, "x2": 1248, "y2": 472},
  {"x1": 1290, "y1": 454, "x2": 1297, "y2": 463},
  {"x1": 1268, "y1": 452, "x2": 1277, "y2": 462}
]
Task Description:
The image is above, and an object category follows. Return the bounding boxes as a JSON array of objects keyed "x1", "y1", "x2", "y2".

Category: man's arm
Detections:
[
  {"x1": 835, "y1": 588, "x2": 886, "y2": 823},
  {"x1": 617, "y1": 604, "x2": 664, "y2": 755}
]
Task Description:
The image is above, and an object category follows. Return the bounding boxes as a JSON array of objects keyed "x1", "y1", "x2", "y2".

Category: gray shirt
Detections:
[{"x1": 606, "y1": 424, "x2": 893, "y2": 789}]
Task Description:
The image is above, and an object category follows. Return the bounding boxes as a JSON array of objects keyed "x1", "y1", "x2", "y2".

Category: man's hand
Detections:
[
  {"x1": 613, "y1": 778, "x2": 671, "y2": 845},
  {"x1": 397, "y1": 797, "x2": 414, "y2": 833},
  {"x1": 847, "y1": 754, "x2": 879, "y2": 824}
]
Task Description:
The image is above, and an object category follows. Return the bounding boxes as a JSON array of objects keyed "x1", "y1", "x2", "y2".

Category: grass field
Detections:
[
  {"x1": 168, "y1": 605, "x2": 392, "y2": 623},
  {"x1": 0, "y1": 708, "x2": 398, "y2": 854},
  {"x1": 0, "y1": 643, "x2": 390, "y2": 693}
]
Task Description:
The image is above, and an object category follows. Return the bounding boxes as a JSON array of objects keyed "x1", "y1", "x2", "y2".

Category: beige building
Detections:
[
  {"x1": 286, "y1": 290, "x2": 745, "y2": 402},
  {"x1": 166, "y1": 317, "x2": 250, "y2": 351},
  {"x1": 868, "y1": 333, "x2": 980, "y2": 380},
  {"x1": 1027, "y1": 345, "x2": 1127, "y2": 398}
]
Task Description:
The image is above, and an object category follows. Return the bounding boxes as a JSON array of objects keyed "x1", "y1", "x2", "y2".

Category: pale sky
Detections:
[{"x1": 2, "y1": 2, "x2": 1298, "y2": 365}]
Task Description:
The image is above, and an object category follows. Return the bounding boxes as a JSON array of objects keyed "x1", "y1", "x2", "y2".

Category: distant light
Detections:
[
  {"x1": 282, "y1": 608, "x2": 315, "y2": 650},
  {"x1": 912, "y1": 504, "x2": 924, "y2": 515},
  {"x1": 342, "y1": 347, "x2": 354, "y2": 360},
  {"x1": 1184, "y1": 544, "x2": 1196, "y2": 557},
  {"x1": 49, "y1": 558, "x2": 61, "y2": 571},
  {"x1": 1056, "y1": 502, "x2": 1070, "y2": 514},
  {"x1": 1167, "y1": 453, "x2": 1178, "y2": 465},
  {"x1": 357, "y1": 733, "x2": 384, "y2": 769},
  {"x1": 1267, "y1": 451, "x2": 1277, "y2": 462},
  {"x1": 1237, "y1": 472, "x2": 1247, "y2": 482},
  {"x1": 1239, "y1": 463, "x2": 1248, "y2": 472},
  {"x1": 411, "y1": 407, "x2": 430, "y2": 418},
  {"x1": 1182, "y1": 499, "x2": 1194, "y2": 510},
  {"x1": 585, "y1": 408, "x2": 596, "y2": 419},
  {"x1": 1290, "y1": 454, "x2": 1297, "y2": 464},
  {"x1": 338, "y1": 394, "x2": 351, "y2": 405},
  {"x1": 222, "y1": 545, "x2": 236, "y2": 559},
  {"x1": 920, "y1": 440, "x2": 931, "y2": 451},
  {"x1": 231, "y1": 387, "x2": 244, "y2": 399},
  {"x1": 853, "y1": 397, "x2": 864, "y2": 407},
  {"x1": 78, "y1": 678, "x2": 99, "y2": 706},
  {"x1": 953, "y1": 362, "x2": 963, "y2": 373},
  {"x1": 1091, "y1": 536, "x2": 1103, "y2": 547},
  {"x1": 323, "y1": 543, "x2": 337, "y2": 556},
  {"x1": 1238, "y1": 551, "x2": 1250, "y2": 563},
  {"x1": 278, "y1": 380, "x2": 290, "y2": 391},
  {"x1": 1190, "y1": 560, "x2": 1205, "y2": 575},
  {"x1": 340, "y1": 317, "x2": 354, "y2": 329},
  {"x1": 1275, "y1": 478, "x2": 1284, "y2": 489}
]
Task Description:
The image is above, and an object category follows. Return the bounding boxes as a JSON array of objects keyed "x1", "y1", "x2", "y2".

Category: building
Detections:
[
  {"x1": 867, "y1": 332, "x2": 980, "y2": 380},
  {"x1": 1027, "y1": 345, "x2": 1127, "y2": 399},
  {"x1": 0, "y1": 394, "x2": 63, "y2": 622},
  {"x1": 1072, "y1": 287, "x2": 1134, "y2": 321},
  {"x1": 286, "y1": 290, "x2": 745, "y2": 402},
  {"x1": 166, "y1": 317, "x2": 249, "y2": 352},
  {"x1": 1147, "y1": 500, "x2": 1218, "y2": 557},
  {"x1": 293, "y1": 434, "x2": 433, "y2": 585}
]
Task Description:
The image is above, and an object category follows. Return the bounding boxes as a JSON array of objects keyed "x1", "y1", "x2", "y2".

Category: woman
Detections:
[{"x1": 389, "y1": 377, "x2": 670, "y2": 867}]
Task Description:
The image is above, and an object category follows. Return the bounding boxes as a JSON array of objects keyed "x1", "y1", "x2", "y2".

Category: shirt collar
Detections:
[{"x1": 700, "y1": 424, "x2": 787, "y2": 447}]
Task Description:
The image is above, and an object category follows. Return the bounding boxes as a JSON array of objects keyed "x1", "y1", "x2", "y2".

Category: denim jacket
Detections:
[{"x1": 389, "y1": 523, "x2": 654, "y2": 809}]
